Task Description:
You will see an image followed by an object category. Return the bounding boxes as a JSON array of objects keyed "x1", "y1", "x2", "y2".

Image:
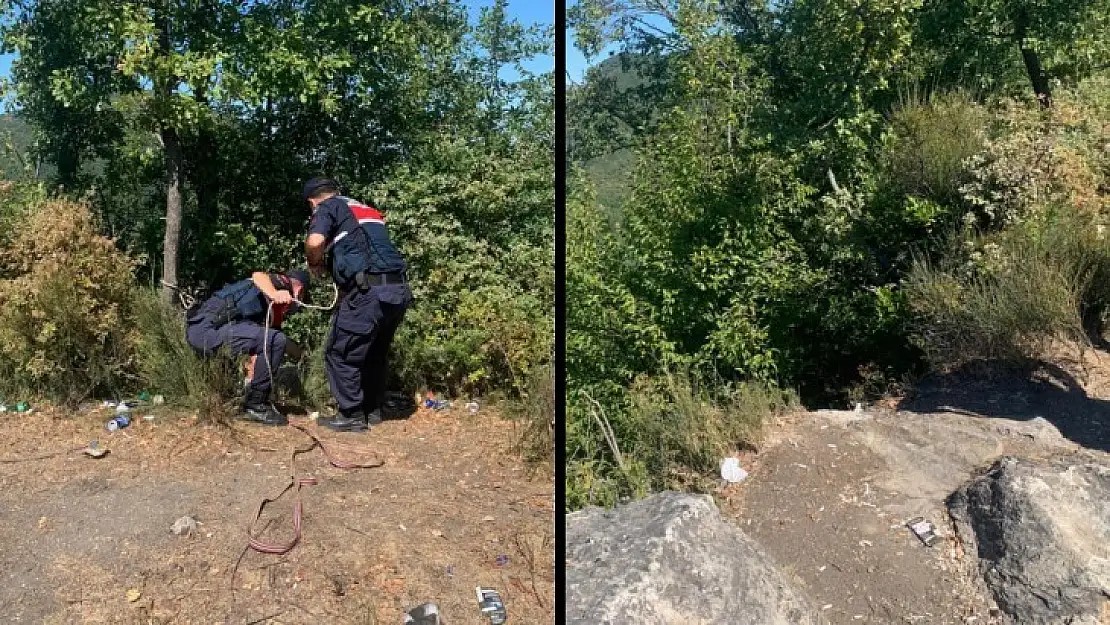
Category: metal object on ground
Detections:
[
  {"x1": 476, "y1": 587, "x2": 507, "y2": 624},
  {"x1": 907, "y1": 516, "x2": 941, "y2": 546},
  {"x1": 106, "y1": 414, "x2": 131, "y2": 432}
]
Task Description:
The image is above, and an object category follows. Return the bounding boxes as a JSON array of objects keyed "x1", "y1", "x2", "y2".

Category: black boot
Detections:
[
  {"x1": 317, "y1": 408, "x2": 368, "y2": 432},
  {"x1": 366, "y1": 408, "x2": 383, "y2": 426},
  {"x1": 242, "y1": 388, "x2": 288, "y2": 426}
]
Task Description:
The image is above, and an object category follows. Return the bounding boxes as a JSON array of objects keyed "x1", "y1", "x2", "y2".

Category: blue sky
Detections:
[
  {"x1": 468, "y1": 0, "x2": 555, "y2": 76},
  {"x1": 0, "y1": 0, "x2": 554, "y2": 81},
  {"x1": 566, "y1": 32, "x2": 621, "y2": 85},
  {"x1": 565, "y1": 2, "x2": 672, "y2": 84}
]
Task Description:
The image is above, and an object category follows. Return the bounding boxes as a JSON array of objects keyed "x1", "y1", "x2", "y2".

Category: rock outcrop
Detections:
[
  {"x1": 565, "y1": 491, "x2": 828, "y2": 625},
  {"x1": 947, "y1": 456, "x2": 1110, "y2": 625}
]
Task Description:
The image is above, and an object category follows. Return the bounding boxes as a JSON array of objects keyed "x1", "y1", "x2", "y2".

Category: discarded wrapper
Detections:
[
  {"x1": 720, "y1": 457, "x2": 748, "y2": 483},
  {"x1": 907, "y1": 516, "x2": 941, "y2": 547}
]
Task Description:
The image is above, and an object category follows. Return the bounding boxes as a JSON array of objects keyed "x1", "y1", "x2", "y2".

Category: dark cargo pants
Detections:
[
  {"x1": 325, "y1": 283, "x2": 411, "y2": 413},
  {"x1": 186, "y1": 317, "x2": 287, "y2": 393}
]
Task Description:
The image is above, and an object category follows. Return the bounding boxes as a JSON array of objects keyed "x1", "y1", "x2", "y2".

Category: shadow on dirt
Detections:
[
  {"x1": 382, "y1": 390, "x2": 418, "y2": 420},
  {"x1": 898, "y1": 359, "x2": 1110, "y2": 453}
]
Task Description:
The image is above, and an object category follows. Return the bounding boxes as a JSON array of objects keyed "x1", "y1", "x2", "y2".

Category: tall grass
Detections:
[
  {"x1": 133, "y1": 289, "x2": 241, "y2": 424},
  {"x1": 512, "y1": 363, "x2": 555, "y2": 472},
  {"x1": 566, "y1": 370, "x2": 796, "y2": 510},
  {"x1": 906, "y1": 207, "x2": 1110, "y2": 369},
  {"x1": 885, "y1": 89, "x2": 988, "y2": 207}
]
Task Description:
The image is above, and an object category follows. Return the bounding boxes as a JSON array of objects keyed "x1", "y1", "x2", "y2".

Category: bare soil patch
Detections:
[
  {"x1": 719, "y1": 401, "x2": 1098, "y2": 625},
  {"x1": 0, "y1": 402, "x2": 554, "y2": 624}
]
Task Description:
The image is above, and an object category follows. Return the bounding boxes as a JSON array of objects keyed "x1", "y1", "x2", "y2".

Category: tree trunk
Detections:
[
  {"x1": 155, "y1": 0, "x2": 183, "y2": 307},
  {"x1": 56, "y1": 142, "x2": 79, "y2": 190},
  {"x1": 160, "y1": 127, "x2": 184, "y2": 307},
  {"x1": 1014, "y1": 9, "x2": 1052, "y2": 107},
  {"x1": 1020, "y1": 46, "x2": 1051, "y2": 106}
]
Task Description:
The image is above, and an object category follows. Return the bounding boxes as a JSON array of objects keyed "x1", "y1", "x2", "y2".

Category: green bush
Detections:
[
  {"x1": 884, "y1": 89, "x2": 989, "y2": 207},
  {"x1": 133, "y1": 288, "x2": 241, "y2": 423},
  {"x1": 906, "y1": 207, "x2": 1109, "y2": 369},
  {"x1": 373, "y1": 134, "x2": 555, "y2": 397},
  {"x1": 0, "y1": 197, "x2": 140, "y2": 404}
]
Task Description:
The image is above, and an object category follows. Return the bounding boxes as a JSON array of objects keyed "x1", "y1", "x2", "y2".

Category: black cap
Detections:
[{"x1": 302, "y1": 177, "x2": 339, "y2": 203}]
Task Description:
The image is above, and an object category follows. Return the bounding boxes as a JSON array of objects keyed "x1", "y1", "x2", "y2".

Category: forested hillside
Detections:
[
  {"x1": 566, "y1": 0, "x2": 1110, "y2": 509},
  {"x1": 0, "y1": 0, "x2": 554, "y2": 443}
]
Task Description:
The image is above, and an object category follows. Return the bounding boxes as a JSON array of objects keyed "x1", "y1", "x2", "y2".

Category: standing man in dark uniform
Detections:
[
  {"x1": 186, "y1": 269, "x2": 310, "y2": 425},
  {"x1": 303, "y1": 178, "x2": 413, "y2": 432}
]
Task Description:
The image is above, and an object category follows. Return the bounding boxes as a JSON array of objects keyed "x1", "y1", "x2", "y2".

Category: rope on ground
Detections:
[{"x1": 231, "y1": 421, "x2": 383, "y2": 589}]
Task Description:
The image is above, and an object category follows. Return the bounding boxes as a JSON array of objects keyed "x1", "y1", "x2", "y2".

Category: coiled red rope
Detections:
[{"x1": 232, "y1": 422, "x2": 384, "y2": 586}]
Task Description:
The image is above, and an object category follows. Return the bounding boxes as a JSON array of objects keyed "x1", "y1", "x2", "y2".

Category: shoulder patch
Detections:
[{"x1": 346, "y1": 199, "x2": 384, "y2": 223}]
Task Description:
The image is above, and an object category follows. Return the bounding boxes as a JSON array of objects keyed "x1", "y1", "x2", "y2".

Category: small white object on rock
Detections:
[
  {"x1": 171, "y1": 516, "x2": 199, "y2": 536},
  {"x1": 720, "y1": 457, "x2": 748, "y2": 483},
  {"x1": 152, "y1": 394, "x2": 165, "y2": 405}
]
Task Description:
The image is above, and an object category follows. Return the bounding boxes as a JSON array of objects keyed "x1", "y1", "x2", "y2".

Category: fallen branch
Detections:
[
  {"x1": 246, "y1": 611, "x2": 284, "y2": 625},
  {"x1": 343, "y1": 524, "x2": 371, "y2": 538},
  {"x1": 582, "y1": 392, "x2": 627, "y2": 474}
]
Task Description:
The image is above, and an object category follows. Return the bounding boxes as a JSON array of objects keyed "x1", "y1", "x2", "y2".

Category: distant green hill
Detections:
[
  {"x1": 569, "y1": 52, "x2": 668, "y2": 212},
  {"x1": 0, "y1": 114, "x2": 36, "y2": 180},
  {"x1": 0, "y1": 114, "x2": 57, "y2": 181},
  {"x1": 584, "y1": 147, "x2": 635, "y2": 217}
]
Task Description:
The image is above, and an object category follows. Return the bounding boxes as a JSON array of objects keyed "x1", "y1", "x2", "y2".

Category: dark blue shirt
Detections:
[{"x1": 308, "y1": 195, "x2": 407, "y2": 278}]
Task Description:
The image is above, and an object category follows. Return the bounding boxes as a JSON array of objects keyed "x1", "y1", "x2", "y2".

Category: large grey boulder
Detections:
[
  {"x1": 947, "y1": 456, "x2": 1110, "y2": 625},
  {"x1": 565, "y1": 491, "x2": 827, "y2": 625}
]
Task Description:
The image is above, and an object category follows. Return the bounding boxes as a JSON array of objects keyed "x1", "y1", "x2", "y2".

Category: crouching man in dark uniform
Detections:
[
  {"x1": 303, "y1": 177, "x2": 413, "y2": 432},
  {"x1": 185, "y1": 270, "x2": 310, "y2": 425}
]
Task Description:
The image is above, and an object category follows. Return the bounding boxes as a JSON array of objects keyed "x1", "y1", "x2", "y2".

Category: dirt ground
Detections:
[
  {"x1": 718, "y1": 364, "x2": 1107, "y2": 625},
  {"x1": 0, "y1": 401, "x2": 555, "y2": 624}
]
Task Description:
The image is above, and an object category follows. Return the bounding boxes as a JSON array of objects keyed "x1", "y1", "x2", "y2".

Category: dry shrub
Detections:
[
  {"x1": 513, "y1": 363, "x2": 555, "y2": 471},
  {"x1": 0, "y1": 199, "x2": 139, "y2": 403},
  {"x1": 907, "y1": 75, "x2": 1110, "y2": 372},
  {"x1": 960, "y1": 89, "x2": 1110, "y2": 229},
  {"x1": 906, "y1": 207, "x2": 1108, "y2": 370}
]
